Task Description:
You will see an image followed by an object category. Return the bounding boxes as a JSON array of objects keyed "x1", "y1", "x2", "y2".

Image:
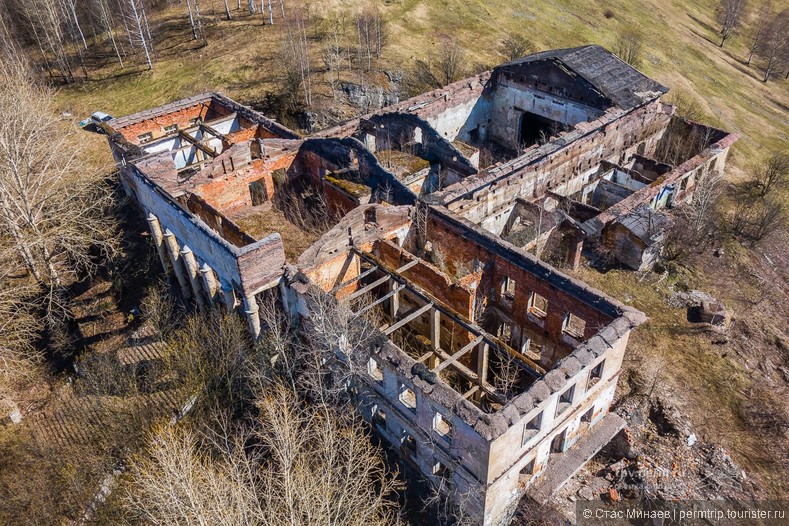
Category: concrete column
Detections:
[
  {"x1": 429, "y1": 308, "x2": 441, "y2": 349},
  {"x1": 568, "y1": 232, "x2": 584, "y2": 271},
  {"x1": 180, "y1": 246, "x2": 207, "y2": 312},
  {"x1": 242, "y1": 292, "x2": 261, "y2": 339},
  {"x1": 388, "y1": 280, "x2": 400, "y2": 319},
  {"x1": 221, "y1": 282, "x2": 237, "y2": 311},
  {"x1": 428, "y1": 308, "x2": 441, "y2": 369},
  {"x1": 162, "y1": 229, "x2": 192, "y2": 299},
  {"x1": 477, "y1": 342, "x2": 489, "y2": 386},
  {"x1": 146, "y1": 213, "x2": 170, "y2": 274},
  {"x1": 199, "y1": 263, "x2": 219, "y2": 305}
]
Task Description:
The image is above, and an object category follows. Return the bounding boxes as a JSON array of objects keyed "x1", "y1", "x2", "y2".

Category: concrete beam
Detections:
[
  {"x1": 353, "y1": 283, "x2": 406, "y2": 318},
  {"x1": 348, "y1": 274, "x2": 390, "y2": 301},
  {"x1": 384, "y1": 302, "x2": 434, "y2": 336},
  {"x1": 432, "y1": 335, "x2": 484, "y2": 374},
  {"x1": 429, "y1": 307, "x2": 441, "y2": 350},
  {"x1": 388, "y1": 279, "x2": 400, "y2": 319}
]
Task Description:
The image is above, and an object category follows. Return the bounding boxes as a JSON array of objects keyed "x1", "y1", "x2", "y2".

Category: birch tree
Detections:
[
  {"x1": 284, "y1": 14, "x2": 313, "y2": 107},
  {"x1": 755, "y1": 9, "x2": 789, "y2": 81},
  {"x1": 123, "y1": 0, "x2": 154, "y2": 68},
  {"x1": 746, "y1": 0, "x2": 772, "y2": 65},
  {"x1": 716, "y1": 0, "x2": 749, "y2": 47},
  {"x1": 126, "y1": 385, "x2": 400, "y2": 526},
  {"x1": 0, "y1": 56, "x2": 119, "y2": 318}
]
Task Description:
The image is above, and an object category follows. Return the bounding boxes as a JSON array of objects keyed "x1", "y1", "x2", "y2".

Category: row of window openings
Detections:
[
  {"x1": 500, "y1": 278, "x2": 585, "y2": 337},
  {"x1": 370, "y1": 406, "x2": 451, "y2": 481},
  {"x1": 373, "y1": 354, "x2": 603, "y2": 451},
  {"x1": 520, "y1": 360, "x2": 605, "y2": 445},
  {"x1": 137, "y1": 119, "x2": 202, "y2": 144},
  {"x1": 369, "y1": 364, "x2": 454, "y2": 443}
]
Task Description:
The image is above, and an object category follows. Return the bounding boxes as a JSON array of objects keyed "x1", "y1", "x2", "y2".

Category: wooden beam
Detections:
[
  {"x1": 395, "y1": 259, "x2": 420, "y2": 273},
  {"x1": 416, "y1": 351, "x2": 434, "y2": 363},
  {"x1": 432, "y1": 347, "x2": 503, "y2": 403},
  {"x1": 477, "y1": 341, "x2": 489, "y2": 385},
  {"x1": 178, "y1": 130, "x2": 215, "y2": 157},
  {"x1": 432, "y1": 335, "x2": 484, "y2": 374},
  {"x1": 348, "y1": 274, "x2": 390, "y2": 301},
  {"x1": 353, "y1": 284, "x2": 406, "y2": 318},
  {"x1": 384, "y1": 302, "x2": 434, "y2": 335},
  {"x1": 331, "y1": 265, "x2": 377, "y2": 294},
  {"x1": 461, "y1": 386, "x2": 479, "y2": 400}
]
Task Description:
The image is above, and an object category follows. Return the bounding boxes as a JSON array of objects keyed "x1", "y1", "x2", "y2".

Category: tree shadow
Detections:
[
  {"x1": 689, "y1": 28, "x2": 719, "y2": 47},
  {"x1": 688, "y1": 14, "x2": 718, "y2": 37}
]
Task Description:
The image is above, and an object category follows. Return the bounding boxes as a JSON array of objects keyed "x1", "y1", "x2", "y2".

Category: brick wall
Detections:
[
  {"x1": 372, "y1": 238, "x2": 476, "y2": 319},
  {"x1": 118, "y1": 103, "x2": 210, "y2": 144},
  {"x1": 424, "y1": 208, "x2": 617, "y2": 347}
]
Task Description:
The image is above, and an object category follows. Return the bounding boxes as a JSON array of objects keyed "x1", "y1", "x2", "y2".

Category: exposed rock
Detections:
[
  {"x1": 689, "y1": 300, "x2": 729, "y2": 326},
  {"x1": 340, "y1": 82, "x2": 399, "y2": 112}
]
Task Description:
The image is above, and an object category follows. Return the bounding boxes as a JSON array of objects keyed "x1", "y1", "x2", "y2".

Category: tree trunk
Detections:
[
  {"x1": 186, "y1": 0, "x2": 199, "y2": 40},
  {"x1": 129, "y1": 0, "x2": 153, "y2": 69}
]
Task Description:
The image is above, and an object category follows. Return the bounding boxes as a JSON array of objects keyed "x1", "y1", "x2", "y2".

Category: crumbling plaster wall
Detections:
[
  {"x1": 359, "y1": 113, "x2": 478, "y2": 182},
  {"x1": 289, "y1": 138, "x2": 417, "y2": 208},
  {"x1": 123, "y1": 163, "x2": 285, "y2": 295},
  {"x1": 586, "y1": 132, "x2": 738, "y2": 237},
  {"x1": 489, "y1": 76, "x2": 605, "y2": 152},
  {"x1": 372, "y1": 238, "x2": 477, "y2": 319},
  {"x1": 435, "y1": 99, "x2": 671, "y2": 227},
  {"x1": 480, "y1": 314, "x2": 633, "y2": 524},
  {"x1": 116, "y1": 102, "x2": 211, "y2": 144}
]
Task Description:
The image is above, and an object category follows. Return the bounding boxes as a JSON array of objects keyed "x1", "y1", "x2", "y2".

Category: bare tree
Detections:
[
  {"x1": 716, "y1": 0, "x2": 749, "y2": 47},
  {"x1": 125, "y1": 384, "x2": 400, "y2": 526},
  {"x1": 614, "y1": 28, "x2": 643, "y2": 67},
  {"x1": 754, "y1": 153, "x2": 789, "y2": 196},
  {"x1": 285, "y1": 14, "x2": 313, "y2": 107},
  {"x1": 297, "y1": 288, "x2": 384, "y2": 404},
  {"x1": 497, "y1": 34, "x2": 532, "y2": 61},
  {"x1": 124, "y1": 0, "x2": 154, "y2": 68},
  {"x1": 689, "y1": 170, "x2": 725, "y2": 234},
  {"x1": 755, "y1": 9, "x2": 789, "y2": 81},
  {"x1": 322, "y1": 15, "x2": 346, "y2": 92},
  {"x1": 165, "y1": 310, "x2": 253, "y2": 411},
  {"x1": 408, "y1": 37, "x2": 465, "y2": 94},
  {"x1": 355, "y1": 6, "x2": 386, "y2": 72},
  {"x1": 95, "y1": 0, "x2": 126, "y2": 67},
  {"x1": 746, "y1": 0, "x2": 772, "y2": 64},
  {"x1": 437, "y1": 37, "x2": 464, "y2": 85},
  {"x1": 0, "y1": 263, "x2": 41, "y2": 398},
  {"x1": 0, "y1": 56, "x2": 119, "y2": 319}
]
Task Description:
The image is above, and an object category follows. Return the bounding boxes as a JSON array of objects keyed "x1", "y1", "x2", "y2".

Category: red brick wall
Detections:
[
  {"x1": 323, "y1": 181, "x2": 361, "y2": 217},
  {"x1": 372, "y1": 239, "x2": 475, "y2": 319},
  {"x1": 118, "y1": 103, "x2": 210, "y2": 144},
  {"x1": 193, "y1": 152, "x2": 297, "y2": 214},
  {"x1": 425, "y1": 212, "x2": 614, "y2": 345}
]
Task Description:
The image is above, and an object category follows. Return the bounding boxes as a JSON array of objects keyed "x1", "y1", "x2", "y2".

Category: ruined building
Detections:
[{"x1": 103, "y1": 46, "x2": 738, "y2": 525}]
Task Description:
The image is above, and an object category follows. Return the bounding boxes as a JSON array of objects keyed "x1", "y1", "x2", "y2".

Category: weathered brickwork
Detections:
[{"x1": 103, "y1": 46, "x2": 738, "y2": 526}]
